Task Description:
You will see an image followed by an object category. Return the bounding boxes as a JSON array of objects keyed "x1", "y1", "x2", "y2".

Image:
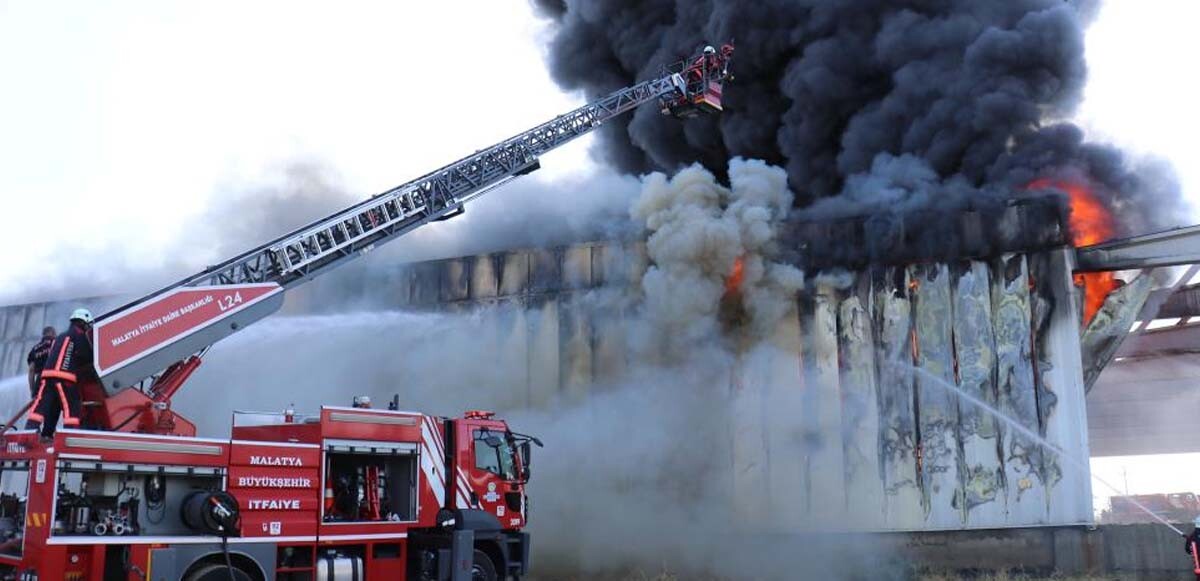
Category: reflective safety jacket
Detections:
[{"x1": 41, "y1": 322, "x2": 95, "y2": 384}]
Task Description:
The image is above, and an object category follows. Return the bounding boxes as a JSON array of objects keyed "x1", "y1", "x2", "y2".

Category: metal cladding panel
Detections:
[
  {"x1": 1029, "y1": 249, "x2": 1094, "y2": 524},
  {"x1": 471, "y1": 254, "x2": 500, "y2": 300},
  {"x1": 992, "y1": 205, "x2": 1026, "y2": 252},
  {"x1": 872, "y1": 267, "x2": 922, "y2": 529},
  {"x1": 951, "y1": 261, "x2": 1005, "y2": 527},
  {"x1": 591, "y1": 301, "x2": 629, "y2": 384},
  {"x1": 626, "y1": 241, "x2": 649, "y2": 288},
  {"x1": 590, "y1": 242, "x2": 627, "y2": 287},
  {"x1": 7, "y1": 342, "x2": 27, "y2": 378},
  {"x1": 529, "y1": 248, "x2": 561, "y2": 293},
  {"x1": 440, "y1": 258, "x2": 470, "y2": 302},
  {"x1": 1080, "y1": 272, "x2": 1153, "y2": 391},
  {"x1": 45, "y1": 301, "x2": 82, "y2": 332},
  {"x1": 4, "y1": 308, "x2": 25, "y2": 340},
  {"x1": 442, "y1": 300, "x2": 471, "y2": 315},
  {"x1": 562, "y1": 245, "x2": 594, "y2": 290},
  {"x1": 475, "y1": 301, "x2": 502, "y2": 378},
  {"x1": 494, "y1": 299, "x2": 531, "y2": 406},
  {"x1": 803, "y1": 287, "x2": 845, "y2": 525},
  {"x1": 22, "y1": 304, "x2": 45, "y2": 338},
  {"x1": 730, "y1": 357, "x2": 770, "y2": 527},
  {"x1": 911, "y1": 263, "x2": 963, "y2": 528},
  {"x1": 559, "y1": 303, "x2": 592, "y2": 402},
  {"x1": 837, "y1": 278, "x2": 884, "y2": 527},
  {"x1": 382, "y1": 268, "x2": 411, "y2": 308},
  {"x1": 499, "y1": 251, "x2": 530, "y2": 297},
  {"x1": 778, "y1": 197, "x2": 1066, "y2": 270},
  {"x1": 990, "y1": 253, "x2": 1046, "y2": 524},
  {"x1": 757, "y1": 303, "x2": 805, "y2": 528},
  {"x1": 0, "y1": 343, "x2": 16, "y2": 378},
  {"x1": 527, "y1": 298, "x2": 560, "y2": 407},
  {"x1": 409, "y1": 262, "x2": 442, "y2": 306}
]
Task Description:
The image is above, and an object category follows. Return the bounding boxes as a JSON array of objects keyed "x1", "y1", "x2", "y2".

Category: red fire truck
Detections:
[
  {"x1": 0, "y1": 407, "x2": 539, "y2": 580},
  {"x1": 0, "y1": 43, "x2": 733, "y2": 580}
]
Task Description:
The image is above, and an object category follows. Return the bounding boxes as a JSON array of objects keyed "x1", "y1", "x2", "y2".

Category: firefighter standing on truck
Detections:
[
  {"x1": 25, "y1": 326, "x2": 55, "y2": 399},
  {"x1": 1185, "y1": 516, "x2": 1200, "y2": 580},
  {"x1": 24, "y1": 309, "x2": 96, "y2": 440}
]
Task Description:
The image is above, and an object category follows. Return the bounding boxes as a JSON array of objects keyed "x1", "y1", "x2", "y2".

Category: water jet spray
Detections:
[{"x1": 905, "y1": 363, "x2": 1185, "y2": 536}]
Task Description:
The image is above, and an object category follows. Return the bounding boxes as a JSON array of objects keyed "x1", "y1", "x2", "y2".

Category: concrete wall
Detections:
[{"x1": 893, "y1": 524, "x2": 1194, "y2": 579}]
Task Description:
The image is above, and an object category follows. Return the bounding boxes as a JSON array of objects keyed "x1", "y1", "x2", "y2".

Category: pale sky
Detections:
[
  {"x1": 2, "y1": 1, "x2": 1200, "y2": 511},
  {"x1": 0, "y1": 0, "x2": 598, "y2": 301},
  {"x1": 1, "y1": 1, "x2": 1199, "y2": 300},
  {"x1": 1076, "y1": 0, "x2": 1200, "y2": 216}
]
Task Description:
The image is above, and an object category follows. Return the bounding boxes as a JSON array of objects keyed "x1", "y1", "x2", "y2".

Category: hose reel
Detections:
[{"x1": 180, "y1": 490, "x2": 241, "y2": 536}]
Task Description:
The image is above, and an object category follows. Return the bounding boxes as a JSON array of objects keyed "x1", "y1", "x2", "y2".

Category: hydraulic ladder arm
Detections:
[{"x1": 82, "y1": 42, "x2": 734, "y2": 435}]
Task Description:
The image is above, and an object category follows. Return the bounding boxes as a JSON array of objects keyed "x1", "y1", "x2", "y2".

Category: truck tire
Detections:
[
  {"x1": 471, "y1": 549, "x2": 498, "y2": 581},
  {"x1": 184, "y1": 563, "x2": 255, "y2": 581}
]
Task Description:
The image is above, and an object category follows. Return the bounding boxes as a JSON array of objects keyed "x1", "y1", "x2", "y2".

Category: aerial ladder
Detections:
[{"x1": 38, "y1": 42, "x2": 735, "y2": 436}]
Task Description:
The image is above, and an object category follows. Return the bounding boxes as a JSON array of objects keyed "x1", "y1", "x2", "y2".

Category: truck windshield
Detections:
[{"x1": 473, "y1": 429, "x2": 516, "y2": 480}]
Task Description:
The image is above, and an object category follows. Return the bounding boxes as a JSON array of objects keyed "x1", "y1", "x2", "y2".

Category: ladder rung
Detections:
[{"x1": 274, "y1": 192, "x2": 426, "y2": 273}]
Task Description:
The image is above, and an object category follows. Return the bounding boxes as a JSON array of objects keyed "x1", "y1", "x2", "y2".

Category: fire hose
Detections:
[{"x1": 181, "y1": 490, "x2": 241, "y2": 581}]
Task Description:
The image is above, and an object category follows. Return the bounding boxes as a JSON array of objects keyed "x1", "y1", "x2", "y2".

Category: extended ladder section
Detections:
[
  {"x1": 186, "y1": 76, "x2": 686, "y2": 291},
  {"x1": 90, "y1": 43, "x2": 733, "y2": 398}
]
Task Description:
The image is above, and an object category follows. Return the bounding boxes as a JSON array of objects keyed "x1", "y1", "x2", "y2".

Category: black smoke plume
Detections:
[{"x1": 532, "y1": 0, "x2": 1184, "y2": 237}]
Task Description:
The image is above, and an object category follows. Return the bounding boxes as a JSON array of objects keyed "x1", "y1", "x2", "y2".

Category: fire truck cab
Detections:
[{"x1": 0, "y1": 405, "x2": 535, "y2": 580}]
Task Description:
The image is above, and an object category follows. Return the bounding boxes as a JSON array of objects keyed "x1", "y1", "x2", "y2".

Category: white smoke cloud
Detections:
[{"x1": 632, "y1": 158, "x2": 804, "y2": 360}]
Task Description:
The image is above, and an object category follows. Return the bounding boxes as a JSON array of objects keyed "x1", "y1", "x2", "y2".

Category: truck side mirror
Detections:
[{"x1": 519, "y1": 441, "x2": 532, "y2": 480}]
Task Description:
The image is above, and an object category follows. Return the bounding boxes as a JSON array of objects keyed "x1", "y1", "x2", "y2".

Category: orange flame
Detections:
[
  {"x1": 1028, "y1": 178, "x2": 1117, "y2": 325},
  {"x1": 725, "y1": 255, "x2": 746, "y2": 296}
]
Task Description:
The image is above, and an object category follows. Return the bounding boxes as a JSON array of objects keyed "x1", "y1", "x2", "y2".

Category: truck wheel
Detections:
[
  {"x1": 185, "y1": 563, "x2": 255, "y2": 581},
  {"x1": 471, "y1": 549, "x2": 498, "y2": 581}
]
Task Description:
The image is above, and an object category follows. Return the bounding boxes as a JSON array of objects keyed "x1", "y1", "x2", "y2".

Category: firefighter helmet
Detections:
[
  {"x1": 703, "y1": 45, "x2": 716, "y2": 55},
  {"x1": 70, "y1": 308, "x2": 94, "y2": 325}
]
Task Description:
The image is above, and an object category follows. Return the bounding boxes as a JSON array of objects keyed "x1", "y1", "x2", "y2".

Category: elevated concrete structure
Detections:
[{"x1": 1088, "y1": 352, "x2": 1200, "y2": 457}]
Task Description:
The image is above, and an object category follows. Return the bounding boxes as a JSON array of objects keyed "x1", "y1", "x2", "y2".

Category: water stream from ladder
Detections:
[{"x1": 904, "y1": 364, "x2": 1185, "y2": 536}]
